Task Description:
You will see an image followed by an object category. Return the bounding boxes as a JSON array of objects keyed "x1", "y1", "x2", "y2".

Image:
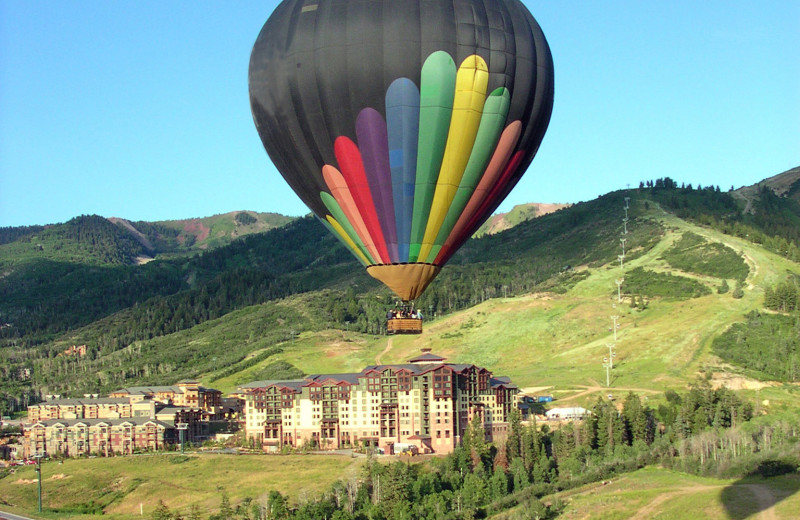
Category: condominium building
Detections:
[
  {"x1": 24, "y1": 418, "x2": 176, "y2": 458},
  {"x1": 109, "y1": 380, "x2": 222, "y2": 415},
  {"x1": 241, "y1": 352, "x2": 518, "y2": 454},
  {"x1": 27, "y1": 397, "x2": 134, "y2": 422},
  {"x1": 23, "y1": 395, "x2": 209, "y2": 458}
]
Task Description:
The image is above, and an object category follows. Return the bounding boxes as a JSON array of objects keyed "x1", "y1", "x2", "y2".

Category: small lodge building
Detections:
[
  {"x1": 241, "y1": 351, "x2": 518, "y2": 454},
  {"x1": 544, "y1": 407, "x2": 591, "y2": 421}
]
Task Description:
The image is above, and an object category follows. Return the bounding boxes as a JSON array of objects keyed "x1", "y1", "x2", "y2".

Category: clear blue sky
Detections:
[{"x1": 1, "y1": 1, "x2": 798, "y2": 227}]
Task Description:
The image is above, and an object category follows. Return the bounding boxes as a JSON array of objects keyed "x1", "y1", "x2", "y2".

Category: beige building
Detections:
[
  {"x1": 24, "y1": 418, "x2": 175, "y2": 457},
  {"x1": 27, "y1": 397, "x2": 134, "y2": 422},
  {"x1": 109, "y1": 381, "x2": 222, "y2": 415},
  {"x1": 241, "y1": 352, "x2": 518, "y2": 454},
  {"x1": 23, "y1": 392, "x2": 213, "y2": 458}
]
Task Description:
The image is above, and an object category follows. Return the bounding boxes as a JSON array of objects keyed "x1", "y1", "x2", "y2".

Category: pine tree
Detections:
[
  {"x1": 622, "y1": 392, "x2": 648, "y2": 445},
  {"x1": 510, "y1": 457, "x2": 529, "y2": 492},
  {"x1": 520, "y1": 423, "x2": 540, "y2": 473},
  {"x1": 151, "y1": 500, "x2": 173, "y2": 520},
  {"x1": 764, "y1": 285, "x2": 778, "y2": 309},
  {"x1": 489, "y1": 467, "x2": 510, "y2": 501},
  {"x1": 506, "y1": 407, "x2": 522, "y2": 461},
  {"x1": 461, "y1": 413, "x2": 487, "y2": 471}
]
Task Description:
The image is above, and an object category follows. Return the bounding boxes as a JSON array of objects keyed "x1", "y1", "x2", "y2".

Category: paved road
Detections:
[{"x1": 0, "y1": 510, "x2": 34, "y2": 520}]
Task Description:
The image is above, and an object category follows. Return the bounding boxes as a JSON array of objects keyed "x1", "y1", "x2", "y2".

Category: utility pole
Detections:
[
  {"x1": 34, "y1": 453, "x2": 43, "y2": 513},
  {"x1": 618, "y1": 254, "x2": 624, "y2": 268},
  {"x1": 606, "y1": 343, "x2": 617, "y2": 369},
  {"x1": 624, "y1": 197, "x2": 630, "y2": 210},
  {"x1": 620, "y1": 238, "x2": 627, "y2": 257},
  {"x1": 622, "y1": 217, "x2": 629, "y2": 234},
  {"x1": 615, "y1": 278, "x2": 624, "y2": 303},
  {"x1": 610, "y1": 315, "x2": 620, "y2": 343},
  {"x1": 603, "y1": 357, "x2": 612, "y2": 387}
]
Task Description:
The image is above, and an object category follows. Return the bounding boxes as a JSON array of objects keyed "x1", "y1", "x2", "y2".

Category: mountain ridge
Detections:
[
  {"x1": 474, "y1": 202, "x2": 571, "y2": 237},
  {"x1": 1, "y1": 168, "x2": 798, "y2": 411}
]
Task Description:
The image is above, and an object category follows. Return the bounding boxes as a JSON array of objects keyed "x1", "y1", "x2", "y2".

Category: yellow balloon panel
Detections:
[{"x1": 366, "y1": 263, "x2": 442, "y2": 301}]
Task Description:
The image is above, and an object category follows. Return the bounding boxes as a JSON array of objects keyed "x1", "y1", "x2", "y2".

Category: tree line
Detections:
[{"x1": 148, "y1": 383, "x2": 800, "y2": 520}]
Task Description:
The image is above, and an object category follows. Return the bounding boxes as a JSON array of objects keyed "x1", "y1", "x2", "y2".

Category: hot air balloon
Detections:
[{"x1": 249, "y1": 0, "x2": 554, "y2": 311}]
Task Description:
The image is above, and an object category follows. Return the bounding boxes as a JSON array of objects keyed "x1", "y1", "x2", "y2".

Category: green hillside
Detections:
[
  {"x1": 474, "y1": 202, "x2": 570, "y2": 238},
  {"x1": 1, "y1": 171, "x2": 800, "y2": 520},
  {"x1": 110, "y1": 210, "x2": 295, "y2": 257},
  {"x1": 1, "y1": 172, "x2": 799, "y2": 410}
]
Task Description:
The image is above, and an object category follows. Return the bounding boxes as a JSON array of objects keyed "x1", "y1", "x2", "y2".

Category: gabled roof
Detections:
[
  {"x1": 490, "y1": 377, "x2": 517, "y2": 389},
  {"x1": 36, "y1": 397, "x2": 131, "y2": 406},
  {"x1": 306, "y1": 373, "x2": 361, "y2": 385},
  {"x1": 408, "y1": 352, "x2": 447, "y2": 363},
  {"x1": 112, "y1": 386, "x2": 185, "y2": 395},
  {"x1": 239, "y1": 359, "x2": 510, "y2": 391},
  {"x1": 238, "y1": 379, "x2": 306, "y2": 391},
  {"x1": 155, "y1": 406, "x2": 197, "y2": 414},
  {"x1": 447, "y1": 364, "x2": 475, "y2": 373},
  {"x1": 27, "y1": 418, "x2": 174, "y2": 428}
]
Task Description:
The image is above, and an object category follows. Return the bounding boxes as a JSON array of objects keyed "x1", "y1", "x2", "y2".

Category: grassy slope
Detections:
[
  {"x1": 4, "y1": 202, "x2": 798, "y2": 519},
  {"x1": 148, "y1": 211, "x2": 295, "y2": 253},
  {"x1": 0, "y1": 453, "x2": 360, "y2": 519},
  {"x1": 242, "y1": 200, "x2": 800, "y2": 409},
  {"x1": 491, "y1": 466, "x2": 800, "y2": 520}
]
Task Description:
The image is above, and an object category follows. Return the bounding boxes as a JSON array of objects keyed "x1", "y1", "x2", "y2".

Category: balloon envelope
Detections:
[{"x1": 249, "y1": 0, "x2": 554, "y2": 301}]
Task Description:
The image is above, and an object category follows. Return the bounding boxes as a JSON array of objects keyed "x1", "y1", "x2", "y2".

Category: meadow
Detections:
[{"x1": 1, "y1": 453, "x2": 361, "y2": 519}]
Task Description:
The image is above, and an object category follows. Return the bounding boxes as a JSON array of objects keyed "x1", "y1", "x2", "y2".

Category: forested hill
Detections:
[
  {"x1": 0, "y1": 215, "x2": 354, "y2": 345},
  {"x1": 1, "y1": 167, "x2": 799, "y2": 407},
  {"x1": 108, "y1": 210, "x2": 295, "y2": 257},
  {"x1": 0, "y1": 210, "x2": 294, "y2": 261}
]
